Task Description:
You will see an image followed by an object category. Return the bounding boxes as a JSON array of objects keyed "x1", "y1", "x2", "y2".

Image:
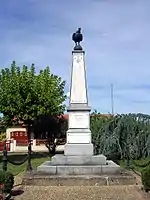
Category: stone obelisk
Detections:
[
  {"x1": 37, "y1": 28, "x2": 120, "y2": 176},
  {"x1": 64, "y1": 28, "x2": 93, "y2": 156}
]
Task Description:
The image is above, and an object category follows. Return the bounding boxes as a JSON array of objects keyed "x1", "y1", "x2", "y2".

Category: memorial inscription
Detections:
[{"x1": 69, "y1": 112, "x2": 89, "y2": 129}]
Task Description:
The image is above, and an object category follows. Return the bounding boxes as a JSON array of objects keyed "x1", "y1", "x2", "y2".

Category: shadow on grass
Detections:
[{"x1": 0, "y1": 151, "x2": 50, "y2": 163}]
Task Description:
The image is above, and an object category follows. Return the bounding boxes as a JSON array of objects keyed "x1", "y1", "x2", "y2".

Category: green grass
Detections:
[
  {"x1": 0, "y1": 153, "x2": 51, "y2": 176},
  {"x1": 120, "y1": 158, "x2": 150, "y2": 173}
]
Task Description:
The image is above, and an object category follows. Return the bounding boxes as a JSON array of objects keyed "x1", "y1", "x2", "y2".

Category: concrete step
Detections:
[
  {"x1": 22, "y1": 171, "x2": 136, "y2": 186},
  {"x1": 37, "y1": 160, "x2": 120, "y2": 175},
  {"x1": 37, "y1": 161, "x2": 119, "y2": 175}
]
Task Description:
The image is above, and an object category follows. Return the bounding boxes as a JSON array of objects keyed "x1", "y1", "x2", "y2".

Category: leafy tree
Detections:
[
  {"x1": 33, "y1": 115, "x2": 67, "y2": 156},
  {"x1": 0, "y1": 61, "x2": 67, "y2": 170}
]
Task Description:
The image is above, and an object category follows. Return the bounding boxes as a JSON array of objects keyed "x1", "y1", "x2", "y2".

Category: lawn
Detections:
[{"x1": 0, "y1": 152, "x2": 51, "y2": 176}]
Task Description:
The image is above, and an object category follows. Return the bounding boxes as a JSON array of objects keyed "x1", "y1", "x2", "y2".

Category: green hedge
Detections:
[
  {"x1": 141, "y1": 166, "x2": 150, "y2": 192},
  {"x1": 0, "y1": 170, "x2": 14, "y2": 194},
  {"x1": 91, "y1": 112, "x2": 150, "y2": 160}
]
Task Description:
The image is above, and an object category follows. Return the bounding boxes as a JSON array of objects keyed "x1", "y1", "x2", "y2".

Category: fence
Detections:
[
  {"x1": 0, "y1": 139, "x2": 36, "y2": 152},
  {"x1": 16, "y1": 139, "x2": 33, "y2": 146},
  {"x1": 0, "y1": 138, "x2": 66, "y2": 153}
]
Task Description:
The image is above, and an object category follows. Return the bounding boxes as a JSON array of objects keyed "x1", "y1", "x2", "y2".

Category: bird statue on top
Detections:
[{"x1": 72, "y1": 28, "x2": 83, "y2": 51}]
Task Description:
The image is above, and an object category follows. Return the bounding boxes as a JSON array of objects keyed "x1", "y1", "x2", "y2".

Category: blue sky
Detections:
[{"x1": 1, "y1": 0, "x2": 150, "y2": 114}]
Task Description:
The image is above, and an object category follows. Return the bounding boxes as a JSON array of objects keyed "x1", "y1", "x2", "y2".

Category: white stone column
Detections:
[
  {"x1": 64, "y1": 50, "x2": 93, "y2": 156},
  {"x1": 33, "y1": 139, "x2": 36, "y2": 147},
  {"x1": 13, "y1": 140, "x2": 16, "y2": 152},
  {"x1": 10, "y1": 139, "x2": 14, "y2": 152}
]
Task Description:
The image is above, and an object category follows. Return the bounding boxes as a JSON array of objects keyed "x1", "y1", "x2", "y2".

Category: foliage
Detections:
[
  {"x1": 141, "y1": 166, "x2": 150, "y2": 192},
  {"x1": 33, "y1": 115, "x2": 67, "y2": 154},
  {"x1": 33, "y1": 115, "x2": 67, "y2": 139},
  {"x1": 0, "y1": 117, "x2": 6, "y2": 133},
  {"x1": 0, "y1": 133, "x2": 6, "y2": 142},
  {"x1": 0, "y1": 61, "x2": 66, "y2": 129},
  {"x1": 91, "y1": 112, "x2": 150, "y2": 160},
  {"x1": 0, "y1": 170, "x2": 14, "y2": 193},
  {"x1": 120, "y1": 158, "x2": 150, "y2": 173}
]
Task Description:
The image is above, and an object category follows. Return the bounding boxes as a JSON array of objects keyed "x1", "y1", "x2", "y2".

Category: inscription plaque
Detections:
[{"x1": 69, "y1": 112, "x2": 89, "y2": 129}]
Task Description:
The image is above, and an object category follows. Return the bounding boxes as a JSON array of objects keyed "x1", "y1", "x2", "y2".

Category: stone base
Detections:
[
  {"x1": 64, "y1": 143, "x2": 93, "y2": 156},
  {"x1": 51, "y1": 154, "x2": 106, "y2": 165},
  {"x1": 37, "y1": 160, "x2": 120, "y2": 175}
]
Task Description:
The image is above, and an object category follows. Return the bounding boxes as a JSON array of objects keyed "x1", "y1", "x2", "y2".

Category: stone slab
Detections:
[
  {"x1": 37, "y1": 160, "x2": 120, "y2": 175},
  {"x1": 68, "y1": 112, "x2": 90, "y2": 129},
  {"x1": 67, "y1": 104, "x2": 91, "y2": 111},
  {"x1": 64, "y1": 143, "x2": 93, "y2": 156},
  {"x1": 37, "y1": 165, "x2": 56, "y2": 174},
  {"x1": 22, "y1": 172, "x2": 136, "y2": 186},
  {"x1": 66, "y1": 129, "x2": 92, "y2": 144},
  {"x1": 51, "y1": 154, "x2": 106, "y2": 165}
]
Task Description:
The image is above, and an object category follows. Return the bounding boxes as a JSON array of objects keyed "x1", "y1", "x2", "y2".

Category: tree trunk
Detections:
[{"x1": 26, "y1": 124, "x2": 32, "y2": 171}]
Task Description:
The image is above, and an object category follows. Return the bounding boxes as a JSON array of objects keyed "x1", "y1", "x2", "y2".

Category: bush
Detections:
[
  {"x1": 91, "y1": 112, "x2": 150, "y2": 160},
  {"x1": 0, "y1": 132, "x2": 6, "y2": 142},
  {"x1": 0, "y1": 170, "x2": 14, "y2": 194},
  {"x1": 141, "y1": 166, "x2": 150, "y2": 192}
]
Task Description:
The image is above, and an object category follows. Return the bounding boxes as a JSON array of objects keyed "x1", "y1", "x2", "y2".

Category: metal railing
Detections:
[{"x1": 2, "y1": 140, "x2": 31, "y2": 172}]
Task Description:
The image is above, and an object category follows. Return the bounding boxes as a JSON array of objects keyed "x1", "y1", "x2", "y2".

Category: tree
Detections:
[
  {"x1": 91, "y1": 112, "x2": 150, "y2": 162},
  {"x1": 0, "y1": 61, "x2": 67, "y2": 170},
  {"x1": 0, "y1": 116, "x2": 7, "y2": 134}
]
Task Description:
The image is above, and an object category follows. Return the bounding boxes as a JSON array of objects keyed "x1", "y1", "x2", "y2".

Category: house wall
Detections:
[{"x1": 6, "y1": 128, "x2": 34, "y2": 141}]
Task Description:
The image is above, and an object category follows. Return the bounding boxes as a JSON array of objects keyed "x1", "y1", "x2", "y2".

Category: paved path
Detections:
[{"x1": 13, "y1": 185, "x2": 150, "y2": 200}]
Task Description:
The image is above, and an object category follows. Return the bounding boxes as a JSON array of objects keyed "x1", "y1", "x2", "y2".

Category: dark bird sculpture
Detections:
[{"x1": 72, "y1": 28, "x2": 83, "y2": 50}]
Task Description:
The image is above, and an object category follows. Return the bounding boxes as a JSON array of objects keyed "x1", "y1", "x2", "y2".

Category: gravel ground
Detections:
[
  {"x1": 12, "y1": 171, "x2": 150, "y2": 200},
  {"x1": 12, "y1": 185, "x2": 150, "y2": 200}
]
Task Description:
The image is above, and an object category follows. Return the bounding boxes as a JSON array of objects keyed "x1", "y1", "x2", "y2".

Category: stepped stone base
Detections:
[
  {"x1": 37, "y1": 154, "x2": 120, "y2": 175},
  {"x1": 22, "y1": 171, "x2": 136, "y2": 186}
]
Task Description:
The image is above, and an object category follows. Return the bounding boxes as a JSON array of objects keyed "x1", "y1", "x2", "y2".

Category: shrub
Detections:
[
  {"x1": 0, "y1": 133, "x2": 6, "y2": 142},
  {"x1": 91, "y1": 112, "x2": 150, "y2": 160},
  {"x1": 0, "y1": 170, "x2": 14, "y2": 194},
  {"x1": 141, "y1": 166, "x2": 150, "y2": 192}
]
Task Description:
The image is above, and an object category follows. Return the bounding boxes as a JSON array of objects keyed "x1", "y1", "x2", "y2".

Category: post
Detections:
[
  {"x1": 111, "y1": 83, "x2": 114, "y2": 115},
  {"x1": 26, "y1": 125, "x2": 32, "y2": 171},
  {"x1": 2, "y1": 141, "x2": 7, "y2": 171}
]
